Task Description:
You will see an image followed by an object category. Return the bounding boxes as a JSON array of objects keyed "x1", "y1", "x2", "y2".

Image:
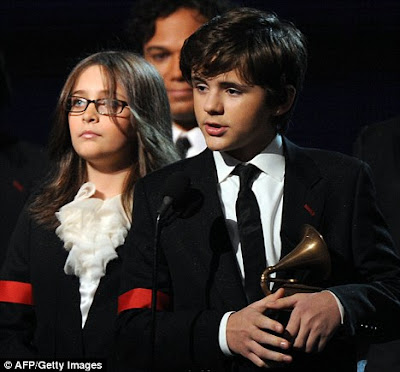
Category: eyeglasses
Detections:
[{"x1": 66, "y1": 96, "x2": 129, "y2": 116}]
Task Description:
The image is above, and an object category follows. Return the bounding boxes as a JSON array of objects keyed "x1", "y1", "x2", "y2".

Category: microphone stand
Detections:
[
  {"x1": 148, "y1": 172, "x2": 189, "y2": 370},
  {"x1": 150, "y1": 213, "x2": 162, "y2": 371}
]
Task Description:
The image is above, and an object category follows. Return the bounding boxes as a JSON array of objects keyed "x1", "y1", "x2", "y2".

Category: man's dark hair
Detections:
[
  {"x1": 125, "y1": 0, "x2": 234, "y2": 53},
  {"x1": 180, "y1": 7, "x2": 308, "y2": 133}
]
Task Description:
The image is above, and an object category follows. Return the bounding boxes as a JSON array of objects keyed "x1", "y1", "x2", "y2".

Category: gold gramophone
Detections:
[{"x1": 260, "y1": 224, "x2": 331, "y2": 296}]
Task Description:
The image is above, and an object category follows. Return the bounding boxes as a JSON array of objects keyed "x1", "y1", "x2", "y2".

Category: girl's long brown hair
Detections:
[{"x1": 30, "y1": 51, "x2": 179, "y2": 228}]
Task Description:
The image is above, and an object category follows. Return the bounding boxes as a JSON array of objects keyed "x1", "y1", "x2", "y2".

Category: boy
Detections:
[{"x1": 117, "y1": 8, "x2": 400, "y2": 371}]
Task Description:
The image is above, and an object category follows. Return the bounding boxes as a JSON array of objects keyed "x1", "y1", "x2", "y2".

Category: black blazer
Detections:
[
  {"x1": 117, "y1": 139, "x2": 400, "y2": 372},
  {"x1": 353, "y1": 116, "x2": 400, "y2": 372},
  {"x1": 0, "y1": 205, "x2": 123, "y2": 369},
  {"x1": 353, "y1": 116, "x2": 400, "y2": 254},
  {"x1": 0, "y1": 135, "x2": 48, "y2": 266}
]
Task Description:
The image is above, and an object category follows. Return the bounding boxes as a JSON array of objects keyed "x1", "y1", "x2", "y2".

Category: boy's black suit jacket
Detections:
[{"x1": 117, "y1": 138, "x2": 400, "y2": 372}]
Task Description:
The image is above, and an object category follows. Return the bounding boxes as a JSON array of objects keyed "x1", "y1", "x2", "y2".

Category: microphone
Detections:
[
  {"x1": 156, "y1": 171, "x2": 190, "y2": 218},
  {"x1": 151, "y1": 171, "x2": 190, "y2": 369}
]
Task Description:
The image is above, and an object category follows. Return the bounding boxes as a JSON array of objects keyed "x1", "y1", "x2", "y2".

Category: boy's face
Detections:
[{"x1": 192, "y1": 69, "x2": 277, "y2": 161}]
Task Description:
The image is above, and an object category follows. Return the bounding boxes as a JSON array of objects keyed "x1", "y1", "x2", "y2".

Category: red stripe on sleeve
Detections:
[
  {"x1": 0, "y1": 280, "x2": 33, "y2": 305},
  {"x1": 118, "y1": 288, "x2": 170, "y2": 313}
]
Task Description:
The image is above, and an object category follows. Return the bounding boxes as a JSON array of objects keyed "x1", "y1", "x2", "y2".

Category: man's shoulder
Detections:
[
  {"x1": 285, "y1": 138, "x2": 364, "y2": 172},
  {"x1": 357, "y1": 116, "x2": 400, "y2": 143},
  {"x1": 305, "y1": 146, "x2": 361, "y2": 165},
  {"x1": 139, "y1": 149, "x2": 212, "y2": 187}
]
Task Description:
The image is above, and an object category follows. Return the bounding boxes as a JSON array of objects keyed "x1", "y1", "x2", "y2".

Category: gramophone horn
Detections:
[{"x1": 260, "y1": 224, "x2": 331, "y2": 296}]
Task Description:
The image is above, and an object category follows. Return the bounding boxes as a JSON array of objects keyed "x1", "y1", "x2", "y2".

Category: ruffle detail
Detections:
[
  {"x1": 55, "y1": 182, "x2": 130, "y2": 282},
  {"x1": 55, "y1": 182, "x2": 131, "y2": 327}
]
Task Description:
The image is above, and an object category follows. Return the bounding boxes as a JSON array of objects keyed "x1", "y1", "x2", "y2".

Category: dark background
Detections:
[{"x1": 1, "y1": 0, "x2": 399, "y2": 155}]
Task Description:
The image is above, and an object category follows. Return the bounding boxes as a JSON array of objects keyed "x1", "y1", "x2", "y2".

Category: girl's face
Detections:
[{"x1": 68, "y1": 65, "x2": 133, "y2": 172}]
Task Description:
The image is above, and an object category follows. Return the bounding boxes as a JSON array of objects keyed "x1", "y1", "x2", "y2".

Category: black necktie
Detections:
[
  {"x1": 234, "y1": 164, "x2": 266, "y2": 303},
  {"x1": 175, "y1": 136, "x2": 191, "y2": 159}
]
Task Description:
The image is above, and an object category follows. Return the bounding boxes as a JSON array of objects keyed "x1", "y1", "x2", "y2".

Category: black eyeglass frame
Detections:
[{"x1": 65, "y1": 96, "x2": 129, "y2": 116}]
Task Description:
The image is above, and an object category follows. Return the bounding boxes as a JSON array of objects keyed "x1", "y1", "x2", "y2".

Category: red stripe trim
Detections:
[
  {"x1": 118, "y1": 288, "x2": 170, "y2": 313},
  {"x1": 0, "y1": 280, "x2": 33, "y2": 305}
]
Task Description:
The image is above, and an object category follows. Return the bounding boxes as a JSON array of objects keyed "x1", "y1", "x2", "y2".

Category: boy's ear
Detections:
[{"x1": 274, "y1": 85, "x2": 296, "y2": 116}]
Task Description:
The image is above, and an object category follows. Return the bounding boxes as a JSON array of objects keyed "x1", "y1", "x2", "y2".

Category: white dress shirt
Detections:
[
  {"x1": 214, "y1": 134, "x2": 285, "y2": 283},
  {"x1": 172, "y1": 124, "x2": 207, "y2": 158},
  {"x1": 214, "y1": 134, "x2": 285, "y2": 355}
]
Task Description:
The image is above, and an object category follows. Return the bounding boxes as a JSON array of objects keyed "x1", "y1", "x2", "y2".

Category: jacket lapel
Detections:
[{"x1": 277, "y1": 138, "x2": 326, "y2": 284}]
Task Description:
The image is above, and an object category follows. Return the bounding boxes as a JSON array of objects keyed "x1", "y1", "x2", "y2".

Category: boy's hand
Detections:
[
  {"x1": 226, "y1": 288, "x2": 293, "y2": 368},
  {"x1": 267, "y1": 291, "x2": 341, "y2": 353}
]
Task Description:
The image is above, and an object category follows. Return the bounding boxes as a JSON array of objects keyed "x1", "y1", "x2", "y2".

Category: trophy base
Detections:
[{"x1": 280, "y1": 282, "x2": 323, "y2": 297}]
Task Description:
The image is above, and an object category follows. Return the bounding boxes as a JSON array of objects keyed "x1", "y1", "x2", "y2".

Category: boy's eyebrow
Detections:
[
  {"x1": 191, "y1": 76, "x2": 205, "y2": 84},
  {"x1": 219, "y1": 81, "x2": 249, "y2": 90},
  {"x1": 191, "y1": 75, "x2": 250, "y2": 90}
]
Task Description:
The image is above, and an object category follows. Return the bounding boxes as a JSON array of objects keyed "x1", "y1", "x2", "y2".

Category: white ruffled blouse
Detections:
[{"x1": 55, "y1": 182, "x2": 131, "y2": 328}]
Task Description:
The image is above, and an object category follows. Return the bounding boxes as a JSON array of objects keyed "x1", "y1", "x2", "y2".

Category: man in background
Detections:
[
  {"x1": 354, "y1": 115, "x2": 400, "y2": 372},
  {"x1": 0, "y1": 49, "x2": 48, "y2": 266},
  {"x1": 125, "y1": 0, "x2": 234, "y2": 158}
]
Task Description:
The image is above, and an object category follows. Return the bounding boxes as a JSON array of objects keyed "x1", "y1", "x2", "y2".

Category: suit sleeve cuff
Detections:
[
  {"x1": 219, "y1": 311, "x2": 235, "y2": 356},
  {"x1": 323, "y1": 290, "x2": 344, "y2": 324}
]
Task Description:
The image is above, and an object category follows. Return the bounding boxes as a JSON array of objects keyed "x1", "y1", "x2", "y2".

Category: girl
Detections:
[{"x1": 0, "y1": 51, "x2": 178, "y2": 364}]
